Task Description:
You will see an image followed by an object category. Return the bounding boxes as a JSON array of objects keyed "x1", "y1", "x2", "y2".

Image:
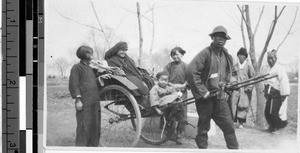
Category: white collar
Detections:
[{"x1": 238, "y1": 60, "x2": 247, "y2": 69}]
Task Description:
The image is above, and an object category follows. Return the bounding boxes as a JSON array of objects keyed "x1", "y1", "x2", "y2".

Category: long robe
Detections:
[
  {"x1": 105, "y1": 43, "x2": 154, "y2": 95},
  {"x1": 230, "y1": 60, "x2": 255, "y2": 121},
  {"x1": 69, "y1": 61, "x2": 100, "y2": 146},
  {"x1": 261, "y1": 63, "x2": 290, "y2": 129}
]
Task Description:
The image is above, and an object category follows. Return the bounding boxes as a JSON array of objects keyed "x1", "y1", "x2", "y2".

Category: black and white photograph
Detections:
[{"x1": 44, "y1": 0, "x2": 299, "y2": 152}]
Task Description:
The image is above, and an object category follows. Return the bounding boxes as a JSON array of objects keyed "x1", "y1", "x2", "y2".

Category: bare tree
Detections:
[
  {"x1": 238, "y1": 5, "x2": 298, "y2": 127},
  {"x1": 137, "y1": 2, "x2": 144, "y2": 67},
  {"x1": 149, "y1": 48, "x2": 171, "y2": 73},
  {"x1": 54, "y1": 57, "x2": 70, "y2": 78},
  {"x1": 56, "y1": 2, "x2": 122, "y2": 53},
  {"x1": 123, "y1": 2, "x2": 162, "y2": 66}
]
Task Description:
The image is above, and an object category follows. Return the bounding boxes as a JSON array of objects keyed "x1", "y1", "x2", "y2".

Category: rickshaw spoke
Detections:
[{"x1": 99, "y1": 85, "x2": 141, "y2": 147}]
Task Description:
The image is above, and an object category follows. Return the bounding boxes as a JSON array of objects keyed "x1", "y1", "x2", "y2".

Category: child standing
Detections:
[
  {"x1": 149, "y1": 71, "x2": 186, "y2": 145},
  {"x1": 164, "y1": 47, "x2": 188, "y2": 135}
]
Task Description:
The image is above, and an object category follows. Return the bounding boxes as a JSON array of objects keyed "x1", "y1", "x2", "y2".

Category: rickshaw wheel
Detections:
[
  {"x1": 140, "y1": 114, "x2": 176, "y2": 145},
  {"x1": 98, "y1": 85, "x2": 141, "y2": 147}
]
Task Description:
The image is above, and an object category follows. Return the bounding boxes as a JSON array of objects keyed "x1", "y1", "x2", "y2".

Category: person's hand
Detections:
[
  {"x1": 75, "y1": 98, "x2": 83, "y2": 111},
  {"x1": 99, "y1": 74, "x2": 111, "y2": 79},
  {"x1": 203, "y1": 91, "x2": 210, "y2": 99},
  {"x1": 177, "y1": 91, "x2": 183, "y2": 98},
  {"x1": 155, "y1": 107, "x2": 163, "y2": 115}
]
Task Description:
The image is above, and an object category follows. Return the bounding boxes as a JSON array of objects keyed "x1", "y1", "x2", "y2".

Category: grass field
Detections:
[{"x1": 46, "y1": 78, "x2": 298, "y2": 149}]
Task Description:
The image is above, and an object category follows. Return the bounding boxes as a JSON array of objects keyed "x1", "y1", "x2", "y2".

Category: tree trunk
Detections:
[
  {"x1": 244, "y1": 5, "x2": 266, "y2": 127},
  {"x1": 136, "y1": 2, "x2": 143, "y2": 67}
]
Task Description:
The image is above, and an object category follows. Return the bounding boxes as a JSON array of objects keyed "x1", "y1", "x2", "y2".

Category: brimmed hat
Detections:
[
  {"x1": 237, "y1": 47, "x2": 248, "y2": 58},
  {"x1": 170, "y1": 47, "x2": 186, "y2": 56},
  {"x1": 209, "y1": 25, "x2": 231, "y2": 40}
]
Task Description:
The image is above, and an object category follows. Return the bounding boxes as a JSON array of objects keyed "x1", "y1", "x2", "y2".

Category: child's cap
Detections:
[{"x1": 156, "y1": 70, "x2": 169, "y2": 79}]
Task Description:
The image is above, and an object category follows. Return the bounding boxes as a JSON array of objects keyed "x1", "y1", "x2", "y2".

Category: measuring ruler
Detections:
[
  {"x1": 2, "y1": 0, "x2": 44, "y2": 152},
  {"x1": 2, "y1": 0, "x2": 21, "y2": 152}
]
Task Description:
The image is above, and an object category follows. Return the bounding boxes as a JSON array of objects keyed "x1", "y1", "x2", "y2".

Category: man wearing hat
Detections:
[
  {"x1": 186, "y1": 25, "x2": 239, "y2": 149},
  {"x1": 230, "y1": 47, "x2": 255, "y2": 128},
  {"x1": 261, "y1": 49, "x2": 290, "y2": 133}
]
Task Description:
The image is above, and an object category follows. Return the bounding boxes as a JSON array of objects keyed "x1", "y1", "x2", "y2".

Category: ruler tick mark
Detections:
[
  {"x1": 7, "y1": 117, "x2": 18, "y2": 119},
  {"x1": 7, "y1": 25, "x2": 19, "y2": 27}
]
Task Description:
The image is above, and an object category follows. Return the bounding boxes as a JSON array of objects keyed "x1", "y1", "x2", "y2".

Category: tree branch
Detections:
[
  {"x1": 141, "y1": 15, "x2": 153, "y2": 23},
  {"x1": 277, "y1": 6, "x2": 286, "y2": 19},
  {"x1": 237, "y1": 5, "x2": 248, "y2": 24},
  {"x1": 90, "y1": 1, "x2": 110, "y2": 47},
  {"x1": 254, "y1": 6, "x2": 265, "y2": 36},
  {"x1": 276, "y1": 6, "x2": 298, "y2": 51},
  {"x1": 241, "y1": 13, "x2": 247, "y2": 49},
  {"x1": 149, "y1": 6, "x2": 155, "y2": 54},
  {"x1": 258, "y1": 6, "x2": 286, "y2": 69},
  {"x1": 56, "y1": 10, "x2": 103, "y2": 32}
]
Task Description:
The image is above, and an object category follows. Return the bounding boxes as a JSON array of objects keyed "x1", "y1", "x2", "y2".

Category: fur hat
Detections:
[{"x1": 237, "y1": 47, "x2": 248, "y2": 58}]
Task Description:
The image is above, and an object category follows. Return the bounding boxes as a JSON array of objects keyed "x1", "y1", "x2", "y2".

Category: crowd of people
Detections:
[{"x1": 68, "y1": 25, "x2": 290, "y2": 149}]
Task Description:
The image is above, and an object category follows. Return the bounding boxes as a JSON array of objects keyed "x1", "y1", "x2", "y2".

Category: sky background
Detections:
[{"x1": 45, "y1": 0, "x2": 300, "y2": 75}]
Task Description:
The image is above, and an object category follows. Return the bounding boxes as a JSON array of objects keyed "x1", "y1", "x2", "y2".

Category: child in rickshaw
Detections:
[{"x1": 149, "y1": 71, "x2": 187, "y2": 145}]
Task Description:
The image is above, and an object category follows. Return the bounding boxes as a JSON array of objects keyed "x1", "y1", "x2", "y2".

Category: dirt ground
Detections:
[{"x1": 45, "y1": 81, "x2": 299, "y2": 152}]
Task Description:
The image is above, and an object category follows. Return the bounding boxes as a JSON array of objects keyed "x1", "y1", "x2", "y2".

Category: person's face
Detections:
[
  {"x1": 171, "y1": 50, "x2": 183, "y2": 62},
  {"x1": 85, "y1": 49, "x2": 93, "y2": 60},
  {"x1": 158, "y1": 75, "x2": 169, "y2": 88},
  {"x1": 212, "y1": 33, "x2": 227, "y2": 48},
  {"x1": 117, "y1": 49, "x2": 127, "y2": 58},
  {"x1": 238, "y1": 55, "x2": 247, "y2": 64},
  {"x1": 267, "y1": 55, "x2": 277, "y2": 67}
]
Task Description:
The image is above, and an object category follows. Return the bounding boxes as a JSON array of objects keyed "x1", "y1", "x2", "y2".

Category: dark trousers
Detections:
[
  {"x1": 195, "y1": 97, "x2": 239, "y2": 149},
  {"x1": 177, "y1": 90, "x2": 188, "y2": 133},
  {"x1": 163, "y1": 104, "x2": 185, "y2": 132},
  {"x1": 265, "y1": 96, "x2": 288, "y2": 129}
]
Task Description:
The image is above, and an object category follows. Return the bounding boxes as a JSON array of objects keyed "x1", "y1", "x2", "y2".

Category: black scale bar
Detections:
[
  {"x1": 20, "y1": 0, "x2": 26, "y2": 77},
  {"x1": 33, "y1": 0, "x2": 38, "y2": 152}
]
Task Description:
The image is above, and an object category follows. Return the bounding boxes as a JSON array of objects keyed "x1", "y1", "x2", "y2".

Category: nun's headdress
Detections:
[{"x1": 104, "y1": 41, "x2": 128, "y2": 60}]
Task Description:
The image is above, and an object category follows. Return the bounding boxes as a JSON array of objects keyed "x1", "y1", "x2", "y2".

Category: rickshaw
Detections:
[{"x1": 91, "y1": 60, "x2": 277, "y2": 147}]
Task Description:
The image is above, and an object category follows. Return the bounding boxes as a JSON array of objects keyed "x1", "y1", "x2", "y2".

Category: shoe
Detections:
[
  {"x1": 175, "y1": 133, "x2": 183, "y2": 145},
  {"x1": 169, "y1": 133, "x2": 183, "y2": 145},
  {"x1": 267, "y1": 126, "x2": 275, "y2": 132}
]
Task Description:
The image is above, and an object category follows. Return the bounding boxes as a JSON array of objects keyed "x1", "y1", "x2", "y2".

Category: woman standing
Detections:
[{"x1": 164, "y1": 47, "x2": 188, "y2": 144}]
